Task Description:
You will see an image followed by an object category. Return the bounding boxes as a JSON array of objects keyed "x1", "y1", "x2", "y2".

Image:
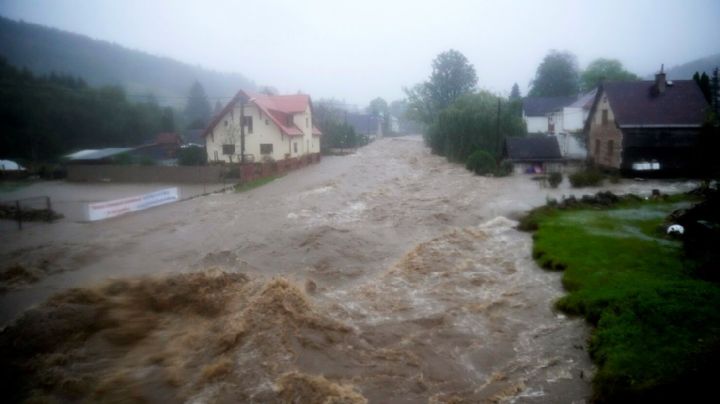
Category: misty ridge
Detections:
[
  {"x1": 1, "y1": 16, "x2": 719, "y2": 108},
  {"x1": 0, "y1": 17, "x2": 256, "y2": 105}
]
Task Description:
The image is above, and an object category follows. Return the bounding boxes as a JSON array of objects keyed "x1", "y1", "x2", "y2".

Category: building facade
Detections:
[
  {"x1": 204, "y1": 91, "x2": 321, "y2": 163},
  {"x1": 585, "y1": 71, "x2": 708, "y2": 175}
]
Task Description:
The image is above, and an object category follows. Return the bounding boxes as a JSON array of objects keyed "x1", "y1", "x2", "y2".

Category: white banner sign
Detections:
[{"x1": 87, "y1": 188, "x2": 179, "y2": 221}]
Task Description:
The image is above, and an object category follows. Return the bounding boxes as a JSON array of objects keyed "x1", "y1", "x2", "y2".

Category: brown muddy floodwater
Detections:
[{"x1": 0, "y1": 136, "x2": 696, "y2": 403}]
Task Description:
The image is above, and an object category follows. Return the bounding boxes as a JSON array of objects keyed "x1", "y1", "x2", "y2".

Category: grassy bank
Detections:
[
  {"x1": 524, "y1": 196, "x2": 720, "y2": 402},
  {"x1": 233, "y1": 175, "x2": 279, "y2": 193}
]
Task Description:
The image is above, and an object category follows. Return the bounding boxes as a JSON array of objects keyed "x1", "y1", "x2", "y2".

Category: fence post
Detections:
[
  {"x1": 15, "y1": 200, "x2": 22, "y2": 230},
  {"x1": 46, "y1": 196, "x2": 53, "y2": 223}
]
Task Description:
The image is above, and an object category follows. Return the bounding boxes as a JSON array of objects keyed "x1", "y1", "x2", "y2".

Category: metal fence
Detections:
[{"x1": 0, "y1": 196, "x2": 56, "y2": 230}]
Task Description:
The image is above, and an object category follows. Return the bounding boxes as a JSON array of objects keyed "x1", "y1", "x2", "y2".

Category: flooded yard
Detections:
[{"x1": 0, "y1": 136, "x2": 696, "y2": 402}]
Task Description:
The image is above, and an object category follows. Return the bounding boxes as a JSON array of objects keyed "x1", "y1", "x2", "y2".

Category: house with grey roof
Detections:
[
  {"x1": 503, "y1": 136, "x2": 566, "y2": 174},
  {"x1": 522, "y1": 96, "x2": 576, "y2": 134},
  {"x1": 585, "y1": 68, "x2": 709, "y2": 175}
]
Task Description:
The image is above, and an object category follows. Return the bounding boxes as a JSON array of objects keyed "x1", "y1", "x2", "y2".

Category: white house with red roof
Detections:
[{"x1": 203, "y1": 90, "x2": 322, "y2": 163}]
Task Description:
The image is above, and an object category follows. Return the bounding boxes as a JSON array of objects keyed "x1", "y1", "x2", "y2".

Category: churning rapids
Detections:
[{"x1": 0, "y1": 136, "x2": 696, "y2": 403}]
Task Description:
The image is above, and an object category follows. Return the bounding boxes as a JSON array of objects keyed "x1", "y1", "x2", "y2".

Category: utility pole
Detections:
[
  {"x1": 495, "y1": 98, "x2": 502, "y2": 158},
  {"x1": 240, "y1": 97, "x2": 246, "y2": 164}
]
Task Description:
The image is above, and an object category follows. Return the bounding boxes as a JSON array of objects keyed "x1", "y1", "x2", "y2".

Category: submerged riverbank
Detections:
[{"x1": 522, "y1": 191, "x2": 720, "y2": 402}]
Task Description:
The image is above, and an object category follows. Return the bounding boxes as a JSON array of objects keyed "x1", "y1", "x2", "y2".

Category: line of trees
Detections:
[
  {"x1": 313, "y1": 100, "x2": 369, "y2": 151},
  {"x1": 0, "y1": 57, "x2": 175, "y2": 164},
  {"x1": 406, "y1": 50, "x2": 526, "y2": 173},
  {"x1": 527, "y1": 50, "x2": 639, "y2": 97}
]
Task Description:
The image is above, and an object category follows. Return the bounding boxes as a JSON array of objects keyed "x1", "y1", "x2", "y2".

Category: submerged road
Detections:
[{"x1": 0, "y1": 136, "x2": 695, "y2": 402}]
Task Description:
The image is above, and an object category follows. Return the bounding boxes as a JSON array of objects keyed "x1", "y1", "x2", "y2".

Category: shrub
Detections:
[
  {"x1": 494, "y1": 160, "x2": 514, "y2": 177},
  {"x1": 178, "y1": 146, "x2": 207, "y2": 166},
  {"x1": 465, "y1": 150, "x2": 496, "y2": 175},
  {"x1": 569, "y1": 168, "x2": 604, "y2": 187},
  {"x1": 548, "y1": 172, "x2": 563, "y2": 188}
]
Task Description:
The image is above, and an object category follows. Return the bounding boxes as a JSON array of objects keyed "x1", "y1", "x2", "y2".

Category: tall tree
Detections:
[
  {"x1": 580, "y1": 58, "x2": 639, "y2": 91},
  {"x1": 405, "y1": 49, "x2": 477, "y2": 126},
  {"x1": 509, "y1": 83, "x2": 521, "y2": 101},
  {"x1": 529, "y1": 50, "x2": 579, "y2": 97},
  {"x1": 427, "y1": 49, "x2": 478, "y2": 111},
  {"x1": 367, "y1": 97, "x2": 390, "y2": 134},
  {"x1": 693, "y1": 71, "x2": 712, "y2": 104},
  {"x1": 183, "y1": 80, "x2": 211, "y2": 128}
]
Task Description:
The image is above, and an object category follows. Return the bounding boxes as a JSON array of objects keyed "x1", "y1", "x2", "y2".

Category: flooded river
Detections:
[{"x1": 0, "y1": 136, "x2": 696, "y2": 402}]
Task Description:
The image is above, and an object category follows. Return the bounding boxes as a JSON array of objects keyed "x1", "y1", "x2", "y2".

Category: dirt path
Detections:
[{"x1": 0, "y1": 136, "x2": 696, "y2": 402}]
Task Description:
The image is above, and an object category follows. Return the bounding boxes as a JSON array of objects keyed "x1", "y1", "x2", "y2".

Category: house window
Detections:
[
  {"x1": 607, "y1": 140, "x2": 614, "y2": 157},
  {"x1": 222, "y1": 144, "x2": 235, "y2": 155},
  {"x1": 306, "y1": 117, "x2": 309, "y2": 128},
  {"x1": 214, "y1": 150, "x2": 219, "y2": 161},
  {"x1": 595, "y1": 139, "x2": 601, "y2": 156},
  {"x1": 287, "y1": 115, "x2": 294, "y2": 126},
  {"x1": 243, "y1": 116, "x2": 253, "y2": 134},
  {"x1": 602, "y1": 109, "x2": 608, "y2": 126},
  {"x1": 224, "y1": 120, "x2": 228, "y2": 127},
  {"x1": 265, "y1": 119, "x2": 269, "y2": 125},
  {"x1": 293, "y1": 142, "x2": 298, "y2": 153},
  {"x1": 260, "y1": 144, "x2": 273, "y2": 155}
]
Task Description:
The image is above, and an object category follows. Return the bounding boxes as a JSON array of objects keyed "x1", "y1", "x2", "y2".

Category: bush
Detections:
[
  {"x1": 178, "y1": 146, "x2": 207, "y2": 166},
  {"x1": 494, "y1": 160, "x2": 514, "y2": 177},
  {"x1": 548, "y1": 172, "x2": 563, "y2": 188},
  {"x1": 465, "y1": 150, "x2": 496, "y2": 175},
  {"x1": 569, "y1": 168, "x2": 604, "y2": 187}
]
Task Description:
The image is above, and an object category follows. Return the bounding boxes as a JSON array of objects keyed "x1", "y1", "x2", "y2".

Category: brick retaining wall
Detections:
[{"x1": 66, "y1": 153, "x2": 322, "y2": 184}]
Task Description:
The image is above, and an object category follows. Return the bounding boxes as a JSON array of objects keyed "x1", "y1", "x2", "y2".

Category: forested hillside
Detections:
[
  {"x1": 0, "y1": 16, "x2": 255, "y2": 105},
  {"x1": 0, "y1": 58, "x2": 174, "y2": 163},
  {"x1": 662, "y1": 53, "x2": 720, "y2": 79}
]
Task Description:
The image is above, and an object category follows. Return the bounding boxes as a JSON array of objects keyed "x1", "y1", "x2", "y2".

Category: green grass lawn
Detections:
[
  {"x1": 233, "y1": 175, "x2": 279, "y2": 193},
  {"x1": 528, "y1": 198, "x2": 720, "y2": 403}
]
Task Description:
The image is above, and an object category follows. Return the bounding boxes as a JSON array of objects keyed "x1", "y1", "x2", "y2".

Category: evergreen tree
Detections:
[
  {"x1": 694, "y1": 71, "x2": 712, "y2": 104},
  {"x1": 183, "y1": 81, "x2": 211, "y2": 127},
  {"x1": 509, "y1": 83, "x2": 521, "y2": 101}
]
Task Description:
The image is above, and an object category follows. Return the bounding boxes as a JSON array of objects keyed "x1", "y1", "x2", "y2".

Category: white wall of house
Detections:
[
  {"x1": 560, "y1": 106, "x2": 587, "y2": 132},
  {"x1": 291, "y1": 105, "x2": 320, "y2": 157},
  {"x1": 523, "y1": 114, "x2": 549, "y2": 134},
  {"x1": 206, "y1": 103, "x2": 320, "y2": 163}
]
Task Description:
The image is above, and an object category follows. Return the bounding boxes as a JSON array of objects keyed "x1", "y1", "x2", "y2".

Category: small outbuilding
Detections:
[{"x1": 503, "y1": 136, "x2": 565, "y2": 174}]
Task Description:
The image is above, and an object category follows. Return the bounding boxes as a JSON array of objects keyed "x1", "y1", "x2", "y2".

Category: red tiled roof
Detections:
[{"x1": 202, "y1": 90, "x2": 317, "y2": 138}]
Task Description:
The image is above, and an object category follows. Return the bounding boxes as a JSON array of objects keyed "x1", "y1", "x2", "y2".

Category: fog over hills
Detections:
[
  {"x1": 662, "y1": 53, "x2": 720, "y2": 79},
  {"x1": 0, "y1": 16, "x2": 255, "y2": 106}
]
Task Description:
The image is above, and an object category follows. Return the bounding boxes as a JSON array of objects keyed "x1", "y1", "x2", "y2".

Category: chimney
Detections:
[{"x1": 655, "y1": 64, "x2": 666, "y2": 94}]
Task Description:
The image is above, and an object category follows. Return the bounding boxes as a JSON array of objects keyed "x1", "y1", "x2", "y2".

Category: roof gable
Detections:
[
  {"x1": 202, "y1": 90, "x2": 315, "y2": 138},
  {"x1": 601, "y1": 80, "x2": 708, "y2": 127},
  {"x1": 522, "y1": 96, "x2": 577, "y2": 116}
]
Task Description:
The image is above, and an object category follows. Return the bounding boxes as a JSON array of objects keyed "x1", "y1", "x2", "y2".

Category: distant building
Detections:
[
  {"x1": 585, "y1": 69, "x2": 709, "y2": 175},
  {"x1": 183, "y1": 129, "x2": 205, "y2": 147},
  {"x1": 345, "y1": 113, "x2": 382, "y2": 138},
  {"x1": 548, "y1": 89, "x2": 596, "y2": 159},
  {"x1": 64, "y1": 148, "x2": 135, "y2": 164},
  {"x1": 203, "y1": 90, "x2": 322, "y2": 163},
  {"x1": 522, "y1": 96, "x2": 576, "y2": 134}
]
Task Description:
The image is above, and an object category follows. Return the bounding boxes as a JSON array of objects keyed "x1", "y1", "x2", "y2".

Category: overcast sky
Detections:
[{"x1": 1, "y1": 0, "x2": 719, "y2": 106}]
